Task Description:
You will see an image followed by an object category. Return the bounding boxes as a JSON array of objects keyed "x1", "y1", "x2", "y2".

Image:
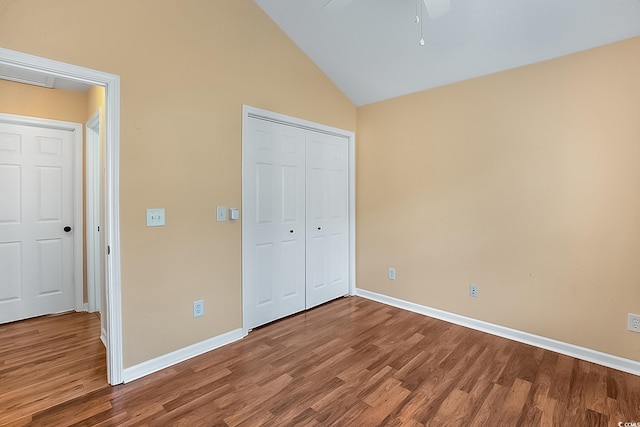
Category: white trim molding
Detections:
[
  {"x1": 356, "y1": 288, "x2": 640, "y2": 376},
  {"x1": 86, "y1": 110, "x2": 101, "y2": 314},
  {"x1": 0, "y1": 47, "x2": 124, "y2": 385},
  {"x1": 122, "y1": 329, "x2": 246, "y2": 383},
  {"x1": 101, "y1": 327, "x2": 108, "y2": 348}
]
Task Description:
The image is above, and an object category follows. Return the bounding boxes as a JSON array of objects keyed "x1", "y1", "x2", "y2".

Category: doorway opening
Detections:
[{"x1": 0, "y1": 47, "x2": 123, "y2": 385}]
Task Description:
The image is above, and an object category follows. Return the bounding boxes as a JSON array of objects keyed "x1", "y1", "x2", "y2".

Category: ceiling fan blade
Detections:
[
  {"x1": 323, "y1": 0, "x2": 355, "y2": 11},
  {"x1": 423, "y1": 0, "x2": 451, "y2": 19}
]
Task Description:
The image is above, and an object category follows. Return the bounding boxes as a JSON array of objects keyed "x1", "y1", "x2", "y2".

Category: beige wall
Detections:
[
  {"x1": 0, "y1": 79, "x2": 88, "y2": 122},
  {"x1": 0, "y1": 0, "x2": 356, "y2": 366},
  {"x1": 356, "y1": 37, "x2": 640, "y2": 362}
]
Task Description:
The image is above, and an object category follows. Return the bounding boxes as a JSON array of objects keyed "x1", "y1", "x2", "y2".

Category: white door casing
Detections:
[
  {"x1": 0, "y1": 116, "x2": 83, "y2": 324},
  {"x1": 0, "y1": 47, "x2": 123, "y2": 385},
  {"x1": 86, "y1": 111, "x2": 102, "y2": 314},
  {"x1": 242, "y1": 106, "x2": 356, "y2": 331}
]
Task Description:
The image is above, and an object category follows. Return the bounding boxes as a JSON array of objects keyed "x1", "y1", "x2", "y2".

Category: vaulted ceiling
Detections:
[{"x1": 254, "y1": 0, "x2": 640, "y2": 106}]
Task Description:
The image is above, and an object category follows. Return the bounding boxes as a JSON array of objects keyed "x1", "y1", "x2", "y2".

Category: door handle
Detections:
[
  {"x1": 289, "y1": 229, "x2": 294, "y2": 233},
  {"x1": 317, "y1": 226, "x2": 322, "y2": 231},
  {"x1": 64, "y1": 225, "x2": 72, "y2": 232}
]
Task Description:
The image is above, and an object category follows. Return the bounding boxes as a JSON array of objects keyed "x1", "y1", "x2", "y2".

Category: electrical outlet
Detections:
[
  {"x1": 388, "y1": 267, "x2": 396, "y2": 280},
  {"x1": 628, "y1": 313, "x2": 640, "y2": 333},
  {"x1": 193, "y1": 300, "x2": 204, "y2": 318},
  {"x1": 469, "y1": 284, "x2": 478, "y2": 298}
]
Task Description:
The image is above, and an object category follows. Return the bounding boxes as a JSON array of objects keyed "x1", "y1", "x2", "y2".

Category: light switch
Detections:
[
  {"x1": 146, "y1": 208, "x2": 165, "y2": 227},
  {"x1": 216, "y1": 206, "x2": 227, "y2": 222}
]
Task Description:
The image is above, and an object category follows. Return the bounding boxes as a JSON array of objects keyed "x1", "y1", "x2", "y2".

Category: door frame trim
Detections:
[
  {"x1": 86, "y1": 111, "x2": 101, "y2": 314},
  {"x1": 0, "y1": 113, "x2": 84, "y2": 314},
  {"x1": 0, "y1": 47, "x2": 124, "y2": 385},
  {"x1": 241, "y1": 105, "x2": 356, "y2": 335}
]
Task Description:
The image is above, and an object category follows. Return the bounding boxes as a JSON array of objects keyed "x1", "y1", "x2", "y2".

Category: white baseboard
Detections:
[
  {"x1": 100, "y1": 327, "x2": 108, "y2": 348},
  {"x1": 122, "y1": 328, "x2": 246, "y2": 383},
  {"x1": 356, "y1": 288, "x2": 640, "y2": 376}
]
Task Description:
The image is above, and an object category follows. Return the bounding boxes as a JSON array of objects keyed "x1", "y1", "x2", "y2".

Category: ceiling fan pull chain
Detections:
[{"x1": 419, "y1": 0, "x2": 425, "y2": 45}]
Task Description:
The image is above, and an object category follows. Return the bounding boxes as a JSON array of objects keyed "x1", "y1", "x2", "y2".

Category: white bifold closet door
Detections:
[
  {"x1": 304, "y1": 131, "x2": 349, "y2": 309},
  {"x1": 244, "y1": 117, "x2": 349, "y2": 329}
]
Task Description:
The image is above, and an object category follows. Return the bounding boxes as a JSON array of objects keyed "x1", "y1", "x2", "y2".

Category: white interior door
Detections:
[
  {"x1": 305, "y1": 132, "x2": 349, "y2": 308},
  {"x1": 0, "y1": 121, "x2": 76, "y2": 324},
  {"x1": 244, "y1": 117, "x2": 306, "y2": 329}
]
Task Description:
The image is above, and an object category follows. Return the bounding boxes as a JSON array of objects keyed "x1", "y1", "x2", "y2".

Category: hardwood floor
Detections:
[
  {"x1": 1, "y1": 297, "x2": 639, "y2": 426},
  {"x1": 0, "y1": 312, "x2": 106, "y2": 426}
]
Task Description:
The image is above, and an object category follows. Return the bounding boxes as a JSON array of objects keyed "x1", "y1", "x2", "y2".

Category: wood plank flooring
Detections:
[
  {"x1": 1, "y1": 297, "x2": 640, "y2": 426},
  {"x1": 0, "y1": 312, "x2": 106, "y2": 426}
]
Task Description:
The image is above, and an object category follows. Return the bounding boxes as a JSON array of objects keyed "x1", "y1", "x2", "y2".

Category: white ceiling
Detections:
[{"x1": 254, "y1": 0, "x2": 640, "y2": 106}]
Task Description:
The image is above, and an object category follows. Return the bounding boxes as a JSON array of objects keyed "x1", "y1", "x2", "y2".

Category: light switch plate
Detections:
[
  {"x1": 146, "y1": 208, "x2": 165, "y2": 227},
  {"x1": 216, "y1": 206, "x2": 227, "y2": 222}
]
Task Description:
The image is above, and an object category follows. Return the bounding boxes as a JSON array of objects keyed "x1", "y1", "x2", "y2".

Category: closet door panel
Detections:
[
  {"x1": 245, "y1": 118, "x2": 306, "y2": 329},
  {"x1": 306, "y1": 132, "x2": 349, "y2": 308}
]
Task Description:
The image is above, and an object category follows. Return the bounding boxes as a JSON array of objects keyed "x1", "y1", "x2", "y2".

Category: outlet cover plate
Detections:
[
  {"x1": 194, "y1": 300, "x2": 204, "y2": 318},
  {"x1": 470, "y1": 284, "x2": 478, "y2": 298},
  {"x1": 388, "y1": 267, "x2": 396, "y2": 280},
  {"x1": 628, "y1": 313, "x2": 640, "y2": 332}
]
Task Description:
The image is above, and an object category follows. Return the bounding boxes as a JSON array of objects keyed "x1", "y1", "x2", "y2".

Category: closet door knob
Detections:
[
  {"x1": 289, "y1": 229, "x2": 294, "y2": 233},
  {"x1": 64, "y1": 225, "x2": 72, "y2": 232},
  {"x1": 317, "y1": 226, "x2": 322, "y2": 231}
]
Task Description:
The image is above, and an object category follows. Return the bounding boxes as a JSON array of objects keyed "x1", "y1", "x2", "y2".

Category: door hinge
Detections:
[
  {"x1": 107, "y1": 245, "x2": 111, "y2": 255},
  {"x1": 98, "y1": 226, "x2": 100, "y2": 232}
]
